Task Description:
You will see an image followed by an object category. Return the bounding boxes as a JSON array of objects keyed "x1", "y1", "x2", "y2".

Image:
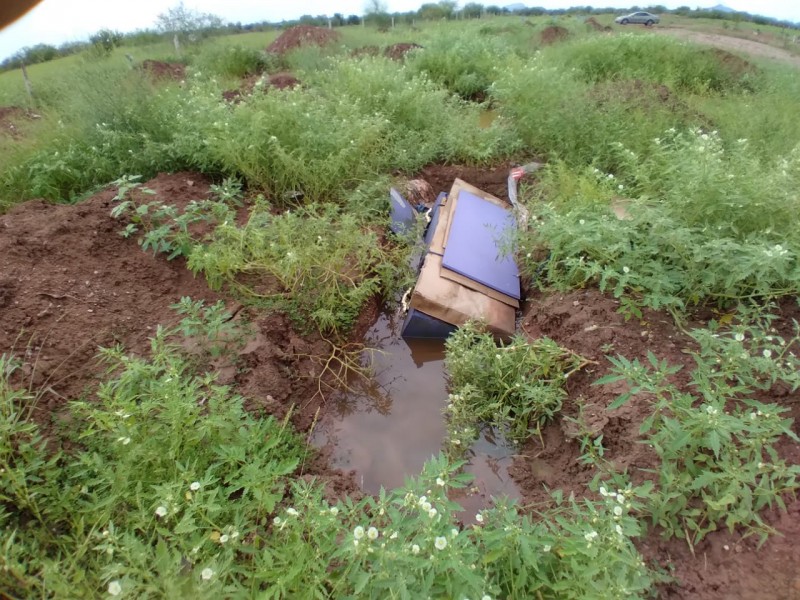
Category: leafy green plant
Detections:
[
  {"x1": 188, "y1": 201, "x2": 407, "y2": 334},
  {"x1": 444, "y1": 321, "x2": 588, "y2": 448},
  {"x1": 597, "y1": 309, "x2": 800, "y2": 545},
  {"x1": 192, "y1": 44, "x2": 267, "y2": 78}
]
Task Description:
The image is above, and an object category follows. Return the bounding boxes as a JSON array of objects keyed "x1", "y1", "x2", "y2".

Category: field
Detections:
[{"x1": 1, "y1": 12, "x2": 800, "y2": 599}]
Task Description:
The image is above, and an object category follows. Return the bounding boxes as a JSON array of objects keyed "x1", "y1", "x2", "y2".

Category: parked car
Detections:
[{"x1": 614, "y1": 12, "x2": 660, "y2": 26}]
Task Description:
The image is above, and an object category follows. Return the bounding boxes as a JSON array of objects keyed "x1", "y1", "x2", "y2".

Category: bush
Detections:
[{"x1": 192, "y1": 44, "x2": 268, "y2": 78}]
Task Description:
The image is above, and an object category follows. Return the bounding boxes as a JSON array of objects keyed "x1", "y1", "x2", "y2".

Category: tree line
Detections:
[{"x1": 2, "y1": 1, "x2": 797, "y2": 72}]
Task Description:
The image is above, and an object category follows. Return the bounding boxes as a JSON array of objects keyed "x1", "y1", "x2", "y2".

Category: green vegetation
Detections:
[{"x1": 2, "y1": 10, "x2": 800, "y2": 598}]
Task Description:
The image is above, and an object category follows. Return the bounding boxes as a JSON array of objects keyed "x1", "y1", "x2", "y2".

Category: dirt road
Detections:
[{"x1": 655, "y1": 27, "x2": 800, "y2": 67}]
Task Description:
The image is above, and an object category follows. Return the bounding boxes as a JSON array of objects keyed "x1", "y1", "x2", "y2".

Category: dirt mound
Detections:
[
  {"x1": 268, "y1": 72, "x2": 301, "y2": 90},
  {"x1": 585, "y1": 17, "x2": 612, "y2": 32},
  {"x1": 384, "y1": 43, "x2": 422, "y2": 61},
  {"x1": 415, "y1": 161, "x2": 523, "y2": 201},
  {"x1": 223, "y1": 72, "x2": 301, "y2": 102},
  {"x1": 513, "y1": 289, "x2": 800, "y2": 598},
  {"x1": 0, "y1": 106, "x2": 39, "y2": 138},
  {"x1": 140, "y1": 60, "x2": 186, "y2": 81},
  {"x1": 267, "y1": 25, "x2": 341, "y2": 55},
  {"x1": 350, "y1": 45, "x2": 380, "y2": 58},
  {"x1": 0, "y1": 171, "x2": 360, "y2": 493},
  {"x1": 707, "y1": 47, "x2": 758, "y2": 77},
  {"x1": 540, "y1": 25, "x2": 570, "y2": 45}
]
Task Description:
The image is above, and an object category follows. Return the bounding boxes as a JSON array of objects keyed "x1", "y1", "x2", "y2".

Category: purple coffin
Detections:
[{"x1": 441, "y1": 191, "x2": 520, "y2": 299}]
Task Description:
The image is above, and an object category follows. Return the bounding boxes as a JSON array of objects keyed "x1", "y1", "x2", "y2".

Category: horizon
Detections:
[{"x1": 1, "y1": 0, "x2": 798, "y2": 62}]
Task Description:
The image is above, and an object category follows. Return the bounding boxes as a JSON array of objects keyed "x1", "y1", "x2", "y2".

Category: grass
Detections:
[{"x1": 1, "y1": 12, "x2": 800, "y2": 597}]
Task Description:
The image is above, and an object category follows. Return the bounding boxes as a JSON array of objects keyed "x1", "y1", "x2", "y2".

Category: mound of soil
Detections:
[
  {"x1": 223, "y1": 72, "x2": 302, "y2": 102},
  {"x1": 267, "y1": 25, "x2": 341, "y2": 55},
  {"x1": 384, "y1": 43, "x2": 422, "y2": 61},
  {"x1": 540, "y1": 25, "x2": 570, "y2": 45},
  {"x1": 350, "y1": 45, "x2": 380, "y2": 58},
  {"x1": 414, "y1": 162, "x2": 523, "y2": 201},
  {"x1": 513, "y1": 289, "x2": 800, "y2": 598},
  {"x1": 707, "y1": 47, "x2": 758, "y2": 78},
  {"x1": 140, "y1": 60, "x2": 186, "y2": 81},
  {"x1": 0, "y1": 171, "x2": 361, "y2": 496},
  {"x1": 585, "y1": 17, "x2": 612, "y2": 32},
  {"x1": 0, "y1": 106, "x2": 39, "y2": 138}
]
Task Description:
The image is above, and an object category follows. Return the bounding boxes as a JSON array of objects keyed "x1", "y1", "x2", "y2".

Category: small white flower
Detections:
[
  {"x1": 421, "y1": 501, "x2": 432, "y2": 512},
  {"x1": 495, "y1": 354, "x2": 501, "y2": 360},
  {"x1": 613, "y1": 506, "x2": 623, "y2": 516},
  {"x1": 618, "y1": 184, "x2": 624, "y2": 190},
  {"x1": 367, "y1": 527, "x2": 379, "y2": 540},
  {"x1": 155, "y1": 506, "x2": 167, "y2": 518},
  {"x1": 584, "y1": 531, "x2": 598, "y2": 542},
  {"x1": 219, "y1": 534, "x2": 229, "y2": 544},
  {"x1": 599, "y1": 486, "x2": 608, "y2": 497},
  {"x1": 482, "y1": 595, "x2": 492, "y2": 600},
  {"x1": 734, "y1": 333, "x2": 745, "y2": 342},
  {"x1": 354, "y1": 526, "x2": 365, "y2": 540},
  {"x1": 411, "y1": 544, "x2": 420, "y2": 554},
  {"x1": 543, "y1": 544, "x2": 551, "y2": 552},
  {"x1": 330, "y1": 506, "x2": 339, "y2": 516},
  {"x1": 428, "y1": 508, "x2": 438, "y2": 519},
  {"x1": 273, "y1": 516, "x2": 282, "y2": 526},
  {"x1": 622, "y1": 266, "x2": 630, "y2": 274},
  {"x1": 117, "y1": 436, "x2": 131, "y2": 445},
  {"x1": 190, "y1": 482, "x2": 200, "y2": 491},
  {"x1": 286, "y1": 507, "x2": 299, "y2": 516},
  {"x1": 475, "y1": 513, "x2": 484, "y2": 523},
  {"x1": 615, "y1": 493, "x2": 625, "y2": 504},
  {"x1": 390, "y1": 531, "x2": 398, "y2": 539},
  {"x1": 579, "y1": 219, "x2": 586, "y2": 225},
  {"x1": 434, "y1": 536, "x2": 448, "y2": 550},
  {"x1": 436, "y1": 477, "x2": 445, "y2": 487},
  {"x1": 418, "y1": 496, "x2": 427, "y2": 505},
  {"x1": 201, "y1": 567, "x2": 213, "y2": 581},
  {"x1": 763, "y1": 349, "x2": 772, "y2": 358},
  {"x1": 451, "y1": 528, "x2": 459, "y2": 538},
  {"x1": 616, "y1": 524, "x2": 623, "y2": 536},
  {"x1": 108, "y1": 580, "x2": 122, "y2": 596}
]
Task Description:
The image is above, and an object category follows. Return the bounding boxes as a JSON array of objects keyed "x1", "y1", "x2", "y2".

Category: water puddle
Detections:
[
  {"x1": 478, "y1": 109, "x2": 498, "y2": 129},
  {"x1": 311, "y1": 312, "x2": 521, "y2": 520}
]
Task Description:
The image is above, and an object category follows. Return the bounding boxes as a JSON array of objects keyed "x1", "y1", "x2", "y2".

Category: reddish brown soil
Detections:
[
  {"x1": 514, "y1": 289, "x2": 800, "y2": 599},
  {"x1": 414, "y1": 162, "x2": 520, "y2": 201},
  {"x1": 540, "y1": 25, "x2": 570, "y2": 45},
  {"x1": 267, "y1": 25, "x2": 341, "y2": 55},
  {"x1": 0, "y1": 172, "x2": 358, "y2": 496},
  {"x1": 223, "y1": 72, "x2": 301, "y2": 102},
  {"x1": 585, "y1": 17, "x2": 612, "y2": 32},
  {"x1": 139, "y1": 60, "x2": 186, "y2": 81},
  {"x1": 707, "y1": 47, "x2": 758, "y2": 78},
  {"x1": 384, "y1": 43, "x2": 422, "y2": 61},
  {"x1": 0, "y1": 106, "x2": 39, "y2": 138}
]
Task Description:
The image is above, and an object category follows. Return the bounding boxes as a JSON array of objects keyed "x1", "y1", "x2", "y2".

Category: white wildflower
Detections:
[
  {"x1": 354, "y1": 526, "x2": 365, "y2": 540},
  {"x1": 436, "y1": 477, "x2": 446, "y2": 487},
  {"x1": 475, "y1": 513, "x2": 484, "y2": 523},
  {"x1": 622, "y1": 266, "x2": 630, "y2": 274},
  {"x1": 428, "y1": 508, "x2": 438, "y2": 519},
  {"x1": 201, "y1": 567, "x2": 213, "y2": 581},
  {"x1": 434, "y1": 536, "x2": 448, "y2": 550},
  {"x1": 734, "y1": 333, "x2": 745, "y2": 342},
  {"x1": 108, "y1": 581, "x2": 122, "y2": 596},
  {"x1": 411, "y1": 544, "x2": 420, "y2": 555},
  {"x1": 330, "y1": 506, "x2": 339, "y2": 516},
  {"x1": 584, "y1": 531, "x2": 598, "y2": 542},
  {"x1": 543, "y1": 544, "x2": 551, "y2": 552},
  {"x1": 220, "y1": 534, "x2": 229, "y2": 544},
  {"x1": 367, "y1": 527, "x2": 379, "y2": 540},
  {"x1": 190, "y1": 482, "x2": 200, "y2": 491},
  {"x1": 763, "y1": 349, "x2": 772, "y2": 358},
  {"x1": 613, "y1": 506, "x2": 623, "y2": 516},
  {"x1": 286, "y1": 507, "x2": 299, "y2": 516},
  {"x1": 155, "y1": 506, "x2": 167, "y2": 518}
]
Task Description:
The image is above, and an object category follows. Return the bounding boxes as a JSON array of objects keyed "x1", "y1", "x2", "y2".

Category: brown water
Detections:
[
  {"x1": 478, "y1": 109, "x2": 499, "y2": 129},
  {"x1": 311, "y1": 312, "x2": 520, "y2": 520}
]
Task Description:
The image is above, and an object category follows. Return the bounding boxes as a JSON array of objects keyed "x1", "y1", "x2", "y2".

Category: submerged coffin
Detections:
[{"x1": 401, "y1": 179, "x2": 520, "y2": 340}]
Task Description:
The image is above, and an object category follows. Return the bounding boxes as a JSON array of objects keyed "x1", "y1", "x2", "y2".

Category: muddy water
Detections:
[
  {"x1": 311, "y1": 312, "x2": 521, "y2": 519},
  {"x1": 478, "y1": 109, "x2": 498, "y2": 129}
]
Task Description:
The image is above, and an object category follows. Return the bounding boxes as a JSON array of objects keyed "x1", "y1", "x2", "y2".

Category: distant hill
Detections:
[
  {"x1": 504, "y1": 3, "x2": 527, "y2": 11},
  {"x1": 708, "y1": 4, "x2": 736, "y2": 12}
]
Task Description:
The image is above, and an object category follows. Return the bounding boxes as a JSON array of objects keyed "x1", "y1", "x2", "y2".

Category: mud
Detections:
[
  {"x1": 267, "y1": 25, "x2": 341, "y2": 55},
  {"x1": 655, "y1": 28, "x2": 800, "y2": 68},
  {"x1": 0, "y1": 106, "x2": 39, "y2": 138},
  {"x1": 414, "y1": 162, "x2": 520, "y2": 202},
  {"x1": 139, "y1": 60, "x2": 186, "y2": 81},
  {"x1": 384, "y1": 43, "x2": 422, "y2": 61},
  {"x1": 540, "y1": 25, "x2": 570, "y2": 46},
  {"x1": 516, "y1": 289, "x2": 800, "y2": 599},
  {"x1": 0, "y1": 172, "x2": 358, "y2": 494},
  {"x1": 223, "y1": 72, "x2": 302, "y2": 102}
]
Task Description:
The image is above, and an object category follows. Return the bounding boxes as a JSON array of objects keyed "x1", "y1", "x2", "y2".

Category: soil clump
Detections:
[
  {"x1": 139, "y1": 60, "x2": 186, "y2": 81},
  {"x1": 540, "y1": 25, "x2": 570, "y2": 45},
  {"x1": 267, "y1": 25, "x2": 341, "y2": 55}
]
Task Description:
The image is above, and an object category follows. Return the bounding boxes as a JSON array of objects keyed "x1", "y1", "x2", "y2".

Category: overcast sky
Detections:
[{"x1": 1, "y1": 0, "x2": 798, "y2": 60}]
